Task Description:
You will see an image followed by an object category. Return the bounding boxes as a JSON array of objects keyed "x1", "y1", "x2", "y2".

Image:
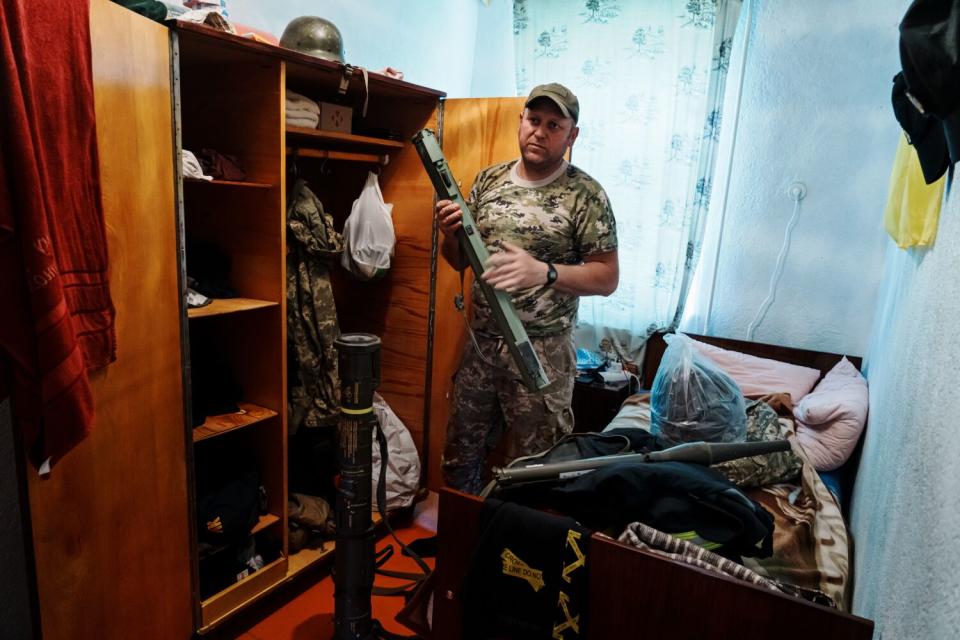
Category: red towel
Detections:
[{"x1": 0, "y1": 0, "x2": 116, "y2": 468}]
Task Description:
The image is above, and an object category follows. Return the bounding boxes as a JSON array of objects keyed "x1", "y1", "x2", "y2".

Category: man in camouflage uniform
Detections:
[{"x1": 436, "y1": 83, "x2": 619, "y2": 494}]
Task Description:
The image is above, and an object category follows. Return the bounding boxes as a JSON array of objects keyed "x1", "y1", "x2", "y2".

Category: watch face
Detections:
[{"x1": 547, "y1": 263, "x2": 558, "y2": 284}]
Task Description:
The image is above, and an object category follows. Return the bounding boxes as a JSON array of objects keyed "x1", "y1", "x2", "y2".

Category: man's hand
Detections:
[
  {"x1": 482, "y1": 242, "x2": 549, "y2": 292},
  {"x1": 436, "y1": 199, "x2": 469, "y2": 270},
  {"x1": 435, "y1": 199, "x2": 463, "y2": 238}
]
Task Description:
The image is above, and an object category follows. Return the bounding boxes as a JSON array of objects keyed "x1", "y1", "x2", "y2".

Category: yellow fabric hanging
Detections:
[{"x1": 884, "y1": 134, "x2": 946, "y2": 249}]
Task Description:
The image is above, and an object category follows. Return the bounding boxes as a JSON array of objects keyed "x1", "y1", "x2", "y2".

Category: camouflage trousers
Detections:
[{"x1": 441, "y1": 330, "x2": 576, "y2": 495}]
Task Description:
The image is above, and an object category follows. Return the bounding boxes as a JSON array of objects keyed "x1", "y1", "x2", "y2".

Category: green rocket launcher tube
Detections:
[
  {"x1": 490, "y1": 439, "x2": 793, "y2": 489},
  {"x1": 413, "y1": 128, "x2": 550, "y2": 392}
]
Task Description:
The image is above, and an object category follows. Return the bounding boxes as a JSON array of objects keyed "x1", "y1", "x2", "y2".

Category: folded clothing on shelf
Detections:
[
  {"x1": 288, "y1": 113, "x2": 319, "y2": 129},
  {"x1": 286, "y1": 89, "x2": 319, "y2": 113},
  {"x1": 196, "y1": 148, "x2": 246, "y2": 181},
  {"x1": 182, "y1": 148, "x2": 212, "y2": 181},
  {"x1": 286, "y1": 89, "x2": 320, "y2": 128}
]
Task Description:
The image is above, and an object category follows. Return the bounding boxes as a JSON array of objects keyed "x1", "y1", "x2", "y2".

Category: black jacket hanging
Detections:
[{"x1": 900, "y1": 0, "x2": 960, "y2": 164}]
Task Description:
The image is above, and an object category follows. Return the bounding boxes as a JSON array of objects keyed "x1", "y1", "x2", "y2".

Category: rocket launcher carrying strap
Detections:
[{"x1": 413, "y1": 128, "x2": 550, "y2": 392}]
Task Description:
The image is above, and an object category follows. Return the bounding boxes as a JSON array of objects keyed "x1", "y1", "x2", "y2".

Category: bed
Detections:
[{"x1": 429, "y1": 332, "x2": 874, "y2": 639}]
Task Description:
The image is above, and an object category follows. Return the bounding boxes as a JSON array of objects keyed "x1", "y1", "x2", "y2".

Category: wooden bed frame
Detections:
[{"x1": 431, "y1": 332, "x2": 873, "y2": 639}]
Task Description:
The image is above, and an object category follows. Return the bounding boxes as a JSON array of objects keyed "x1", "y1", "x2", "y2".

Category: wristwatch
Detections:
[{"x1": 545, "y1": 262, "x2": 558, "y2": 287}]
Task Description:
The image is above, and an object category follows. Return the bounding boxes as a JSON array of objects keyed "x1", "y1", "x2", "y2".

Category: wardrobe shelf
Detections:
[
  {"x1": 285, "y1": 125, "x2": 404, "y2": 151},
  {"x1": 285, "y1": 146, "x2": 388, "y2": 165},
  {"x1": 199, "y1": 557, "x2": 288, "y2": 631},
  {"x1": 286, "y1": 542, "x2": 334, "y2": 575},
  {"x1": 187, "y1": 298, "x2": 278, "y2": 319},
  {"x1": 251, "y1": 513, "x2": 280, "y2": 535},
  {"x1": 197, "y1": 514, "x2": 281, "y2": 561},
  {"x1": 193, "y1": 402, "x2": 278, "y2": 442},
  {"x1": 184, "y1": 177, "x2": 274, "y2": 189},
  {"x1": 286, "y1": 513, "x2": 382, "y2": 575}
]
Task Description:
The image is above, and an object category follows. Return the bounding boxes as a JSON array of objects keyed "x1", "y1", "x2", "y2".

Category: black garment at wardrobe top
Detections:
[
  {"x1": 900, "y1": 0, "x2": 960, "y2": 162},
  {"x1": 892, "y1": 71, "x2": 950, "y2": 184}
]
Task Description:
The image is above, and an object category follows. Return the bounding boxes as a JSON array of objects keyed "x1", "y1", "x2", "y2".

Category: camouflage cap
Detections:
[{"x1": 525, "y1": 83, "x2": 579, "y2": 124}]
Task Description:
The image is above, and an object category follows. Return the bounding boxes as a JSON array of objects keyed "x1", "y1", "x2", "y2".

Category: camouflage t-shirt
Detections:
[{"x1": 467, "y1": 159, "x2": 617, "y2": 336}]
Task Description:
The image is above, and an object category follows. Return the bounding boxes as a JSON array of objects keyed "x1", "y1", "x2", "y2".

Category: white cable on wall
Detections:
[
  {"x1": 701, "y1": 0, "x2": 754, "y2": 336},
  {"x1": 746, "y1": 183, "x2": 806, "y2": 341}
]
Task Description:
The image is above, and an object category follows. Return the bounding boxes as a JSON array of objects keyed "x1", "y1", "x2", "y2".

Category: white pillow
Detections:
[
  {"x1": 793, "y1": 357, "x2": 868, "y2": 472},
  {"x1": 689, "y1": 337, "x2": 821, "y2": 404}
]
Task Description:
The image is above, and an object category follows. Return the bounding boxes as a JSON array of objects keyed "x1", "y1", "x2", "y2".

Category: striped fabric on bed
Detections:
[{"x1": 617, "y1": 521, "x2": 836, "y2": 608}]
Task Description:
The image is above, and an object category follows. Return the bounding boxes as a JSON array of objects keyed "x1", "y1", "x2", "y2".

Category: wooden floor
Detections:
[{"x1": 206, "y1": 494, "x2": 438, "y2": 640}]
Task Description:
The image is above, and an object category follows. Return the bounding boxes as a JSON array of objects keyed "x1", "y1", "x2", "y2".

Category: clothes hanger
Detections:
[
  {"x1": 372, "y1": 153, "x2": 389, "y2": 176},
  {"x1": 288, "y1": 147, "x2": 300, "y2": 181}
]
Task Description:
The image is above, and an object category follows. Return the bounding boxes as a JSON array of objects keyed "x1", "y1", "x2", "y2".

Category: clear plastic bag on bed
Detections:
[{"x1": 650, "y1": 333, "x2": 747, "y2": 446}]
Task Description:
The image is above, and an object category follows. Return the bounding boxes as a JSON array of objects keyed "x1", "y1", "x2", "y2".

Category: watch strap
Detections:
[{"x1": 545, "y1": 262, "x2": 558, "y2": 286}]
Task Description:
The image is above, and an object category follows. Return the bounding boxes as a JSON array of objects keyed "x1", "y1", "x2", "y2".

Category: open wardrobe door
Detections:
[
  {"x1": 24, "y1": 1, "x2": 192, "y2": 637},
  {"x1": 426, "y1": 97, "x2": 526, "y2": 491}
]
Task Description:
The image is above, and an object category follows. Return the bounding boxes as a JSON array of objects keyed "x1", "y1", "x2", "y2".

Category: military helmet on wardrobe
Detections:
[{"x1": 280, "y1": 16, "x2": 345, "y2": 64}]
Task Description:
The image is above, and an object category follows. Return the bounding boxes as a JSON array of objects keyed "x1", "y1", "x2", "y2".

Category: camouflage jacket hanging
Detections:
[{"x1": 286, "y1": 179, "x2": 343, "y2": 432}]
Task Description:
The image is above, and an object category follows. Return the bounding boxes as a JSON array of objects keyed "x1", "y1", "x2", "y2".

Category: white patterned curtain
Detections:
[{"x1": 513, "y1": 0, "x2": 742, "y2": 358}]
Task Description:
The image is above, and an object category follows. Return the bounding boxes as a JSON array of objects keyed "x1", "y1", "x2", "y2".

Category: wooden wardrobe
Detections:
[
  {"x1": 20, "y1": 2, "x2": 530, "y2": 636},
  {"x1": 172, "y1": 17, "x2": 447, "y2": 631}
]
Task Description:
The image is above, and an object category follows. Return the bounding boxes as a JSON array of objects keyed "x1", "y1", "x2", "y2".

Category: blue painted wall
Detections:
[
  {"x1": 684, "y1": 0, "x2": 910, "y2": 357},
  {"x1": 851, "y1": 190, "x2": 960, "y2": 636},
  {"x1": 226, "y1": 0, "x2": 488, "y2": 97},
  {"x1": 470, "y1": 0, "x2": 516, "y2": 97}
]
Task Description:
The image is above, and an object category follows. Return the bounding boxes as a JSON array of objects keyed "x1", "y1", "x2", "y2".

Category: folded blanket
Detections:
[
  {"x1": 287, "y1": 115, "x2": 319, "y2": 129},
  {"x1": 285, "y1": 89, "x2": 319, "y2": 113},
  {"x1": 286, "y1": 108, "x2": 320, "y2": 118},
  {"x1": 287, "y1": 107, "x2": 320, "y2": 118}
]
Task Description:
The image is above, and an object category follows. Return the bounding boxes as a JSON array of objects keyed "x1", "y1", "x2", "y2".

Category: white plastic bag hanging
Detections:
[{"x1": 341, "y1": 171, "x2": 395, "y2": 280}]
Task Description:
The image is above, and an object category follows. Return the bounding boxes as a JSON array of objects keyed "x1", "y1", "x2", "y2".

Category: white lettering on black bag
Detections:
[{"x1": 341, "y1": 171, "x2": 395, "y2": 280}]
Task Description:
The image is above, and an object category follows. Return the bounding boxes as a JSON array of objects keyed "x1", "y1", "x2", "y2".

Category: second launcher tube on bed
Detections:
[{"x1": 491, "y1": 440, "x2": 793, "y2": 488}]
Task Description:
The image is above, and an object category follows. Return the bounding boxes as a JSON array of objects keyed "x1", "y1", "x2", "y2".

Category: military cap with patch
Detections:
[{"x1": 525, "y1": 83, "x2": 580, "y2": 124}]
